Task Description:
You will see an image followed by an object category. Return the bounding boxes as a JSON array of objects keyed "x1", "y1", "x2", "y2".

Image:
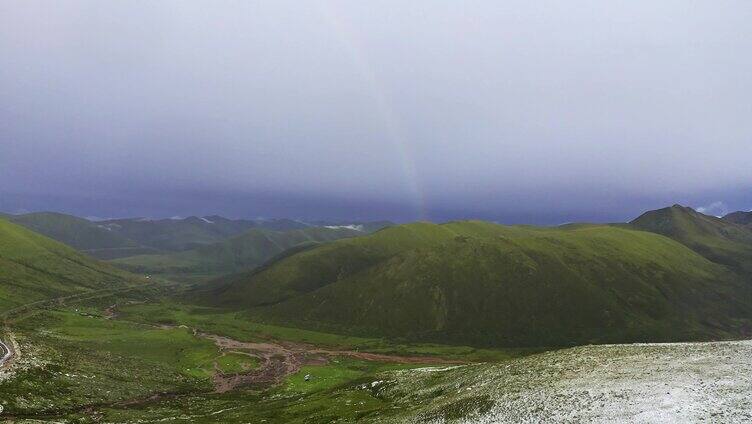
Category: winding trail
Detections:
[
  {"x1": 0, "y1": 339, "x2": 10, "y2": 366},
  {"x1": 0, "y1": 332, "x2": 16, "y2": 371},
  {"x1": 0, "y1": 284, "x2": 156, "y2": 377}
]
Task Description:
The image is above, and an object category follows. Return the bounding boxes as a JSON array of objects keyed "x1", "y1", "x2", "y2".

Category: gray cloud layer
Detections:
[{"x1": 1, "y1": 1, "x2": 751, "y2": 222}]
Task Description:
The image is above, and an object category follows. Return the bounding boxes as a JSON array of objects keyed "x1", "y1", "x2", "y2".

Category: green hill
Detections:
[
  {"x1": 724, "y1": 211, "x2": 752, "y2": 226},
  {"x1": 196, "y1": 220, "x2": 752, "y2": 347},
  {"x1": 111, "y1": 226, "x2": 365, "y2": 281},
  {"x1": 0, "y1": 218, "x2": 138, "y2": 310},
  {"x1": 630, "y1": 205, "x2": 752, "y2": 274}
]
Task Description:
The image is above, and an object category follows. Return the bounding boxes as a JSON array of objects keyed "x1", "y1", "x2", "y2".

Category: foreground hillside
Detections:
[
  {"x1": 0, "y1": 218, "x2": 137, "y2": 310},
  {"x1": 111, "y1": 226, "x2": 365, "y2": 281},
  {"x1": 198, "y1": 220, "x2": 752, "y2": 347}
]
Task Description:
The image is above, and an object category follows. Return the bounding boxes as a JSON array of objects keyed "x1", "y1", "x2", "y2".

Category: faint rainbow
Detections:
[{"x1": 316, "y1": 2, "x2": 427, "y2": 220}]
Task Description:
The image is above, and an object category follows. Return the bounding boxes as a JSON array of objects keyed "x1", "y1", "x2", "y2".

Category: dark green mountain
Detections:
[
  {"x1": 197, "y1": 219, "x2": 752, "y2": 347},
  {"x1": 0, "y1": 217, "x2": 138, "y2": 310},
  {"x1": 111, "y1": 226, "x2": 365, "y2": 281},
  {"x1": 630, "y1": 205, "x2": 752, "y2": 274},
  {"x1": 724, "y1": 211, "x2": 752, "y2": 226}
]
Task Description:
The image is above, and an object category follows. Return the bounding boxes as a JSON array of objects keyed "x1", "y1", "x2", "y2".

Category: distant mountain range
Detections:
[
  {"x1": 2, "y1": 212, "x2": 392, "y2": 283},
  {"x1": 195, "y1": 205, "x2": 752, "y2": 347},
  {"x1": 110, "y1": 226, "x2": 371, "y2": 282},
  {"x1": 5, "y1": 212, "x2": 392, "y2": 259}
]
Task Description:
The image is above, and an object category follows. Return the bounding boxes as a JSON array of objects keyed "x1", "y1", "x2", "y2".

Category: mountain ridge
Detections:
[{"x1": 629, "y1": 204, "x2": 752, "y2": 274}]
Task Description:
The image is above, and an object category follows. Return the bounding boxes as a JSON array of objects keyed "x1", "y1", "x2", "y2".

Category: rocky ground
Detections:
[{"x1": 382, "y1": 340, "x2": 752, "y2": 423}]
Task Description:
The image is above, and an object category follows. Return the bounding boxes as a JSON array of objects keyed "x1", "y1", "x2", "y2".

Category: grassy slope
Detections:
[
  {"x1": 110, "y1": 226, "x2": 364, "y2": 280},
  {"x1": 630, "y1": 205, "x2": 752, "y2": 274},
  {"x1": 0, "y1": 218, "x2": 137, "y2": 310},
  {"x1": 199, "y1": 220, "x2": 752, "y2": 347}
]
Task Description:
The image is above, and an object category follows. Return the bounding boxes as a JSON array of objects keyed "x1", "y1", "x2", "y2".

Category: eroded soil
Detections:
[{"x1": 200, "y1": 331, "x2": 463, "y2": 393}]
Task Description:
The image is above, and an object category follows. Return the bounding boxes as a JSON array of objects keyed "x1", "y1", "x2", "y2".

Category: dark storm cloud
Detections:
[{"x1": 1, "y1": 1, "x2": 751, "y2": 223}]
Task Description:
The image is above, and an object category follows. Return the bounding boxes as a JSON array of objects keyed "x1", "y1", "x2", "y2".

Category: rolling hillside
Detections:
[
  {"x1": 197, "y1": 219, "x2": 752, "y2": 347},
  {"x1": 630, "y1": 205, "x2": 752, "y2": 274},
  {"x1": 111, "y1": 226, "x2": 366, "y2": 281},
  {"x1": 0, "y1": 218, "x2": 138, "y2": 310}
]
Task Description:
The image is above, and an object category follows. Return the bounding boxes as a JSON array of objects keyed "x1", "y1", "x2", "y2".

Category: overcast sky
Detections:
[{"x1": 1, "y1": 1, "x2": 751, "y2": 223}]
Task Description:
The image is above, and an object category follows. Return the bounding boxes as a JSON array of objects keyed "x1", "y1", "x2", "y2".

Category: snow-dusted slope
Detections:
[{"x1": 382, "y1": 340, "x2": 752, "y2": 423}]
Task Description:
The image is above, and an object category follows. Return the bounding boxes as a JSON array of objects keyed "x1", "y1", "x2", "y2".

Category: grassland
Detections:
[
  {"x1": 215, "y1": 352, "x2": 259, "y2": 373},
  {"x1": 0, "y1": 286, "x2": 523, "y2": 423},
  {"x1": 9, "y1": 298, "x2": 747, "y2": 423},
  {"x1": 116, "y1": 300, "x2": 529, "y2": 362},
  {"x1": 0, "y1": 308, "x2": 218, "y2": 418}
]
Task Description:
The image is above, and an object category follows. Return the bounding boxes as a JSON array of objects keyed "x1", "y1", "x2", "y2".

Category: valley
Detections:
[
  {"x1": 0, "y1": 288, "x2": 517, "y2": 423},
  {"x1": 2, "y1": 205, "x2": 752, "y2": 422}
]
